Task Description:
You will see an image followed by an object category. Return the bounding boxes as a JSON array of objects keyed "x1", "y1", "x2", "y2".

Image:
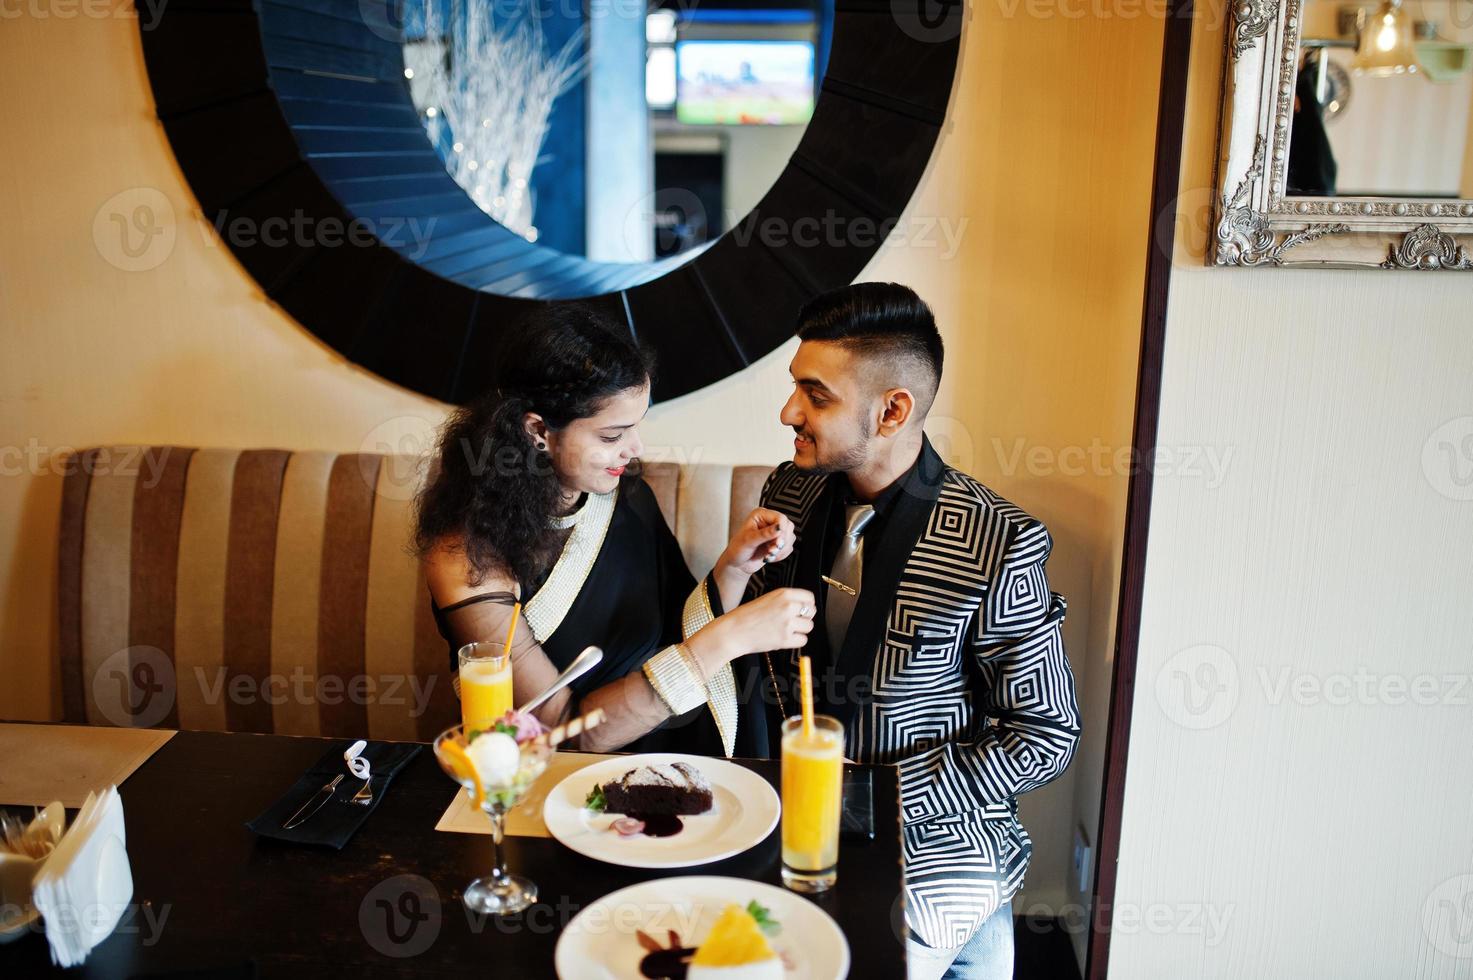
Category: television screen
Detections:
[{"x1": 675, "y1": 40, "x2": 815, "y2": 126}]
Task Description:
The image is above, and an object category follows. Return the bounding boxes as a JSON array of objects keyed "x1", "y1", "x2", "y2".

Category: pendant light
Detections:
[{"x1": 1353, "y1": 0, "x2": 1421, "y2": 76}]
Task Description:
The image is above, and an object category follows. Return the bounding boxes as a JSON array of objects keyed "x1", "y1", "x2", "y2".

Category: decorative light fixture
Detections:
[
  {"x1": 1353, "y1": 0, "x2": 1420, "y2": 76},
  {"x1": 645, "y1": 9, "x2": 677, "y2": 44}
]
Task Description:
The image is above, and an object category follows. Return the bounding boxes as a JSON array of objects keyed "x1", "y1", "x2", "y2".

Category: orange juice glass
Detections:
[
  {"x1": 458, "y1": 641, "x2": 513, "y2": 731},
  {"x1": 781, "y1": 714, "x2": 844, "y2": 892}
]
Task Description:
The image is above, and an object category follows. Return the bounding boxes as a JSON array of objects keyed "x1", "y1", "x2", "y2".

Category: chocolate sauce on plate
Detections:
[
  {"x1": 638, "y1": 945, "x2": 696, "y2": 978},
  {"x1": 630, "y1": 813, "x2": 683, "y2": 837}
]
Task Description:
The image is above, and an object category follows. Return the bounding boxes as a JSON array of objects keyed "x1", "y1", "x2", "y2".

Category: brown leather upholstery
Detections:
[{"x1": 56, "y1": 448, "x2": 772, "y2": 738}]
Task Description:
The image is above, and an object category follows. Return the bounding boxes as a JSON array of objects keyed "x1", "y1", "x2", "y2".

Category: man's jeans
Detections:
[{"x1": 906, "y1": 901, "x2": 1014, "y2": 980}]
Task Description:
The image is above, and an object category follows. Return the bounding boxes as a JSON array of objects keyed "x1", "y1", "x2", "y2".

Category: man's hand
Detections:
[{"x1": 689, "y1": 588, "x2": 817, "y2": 672}]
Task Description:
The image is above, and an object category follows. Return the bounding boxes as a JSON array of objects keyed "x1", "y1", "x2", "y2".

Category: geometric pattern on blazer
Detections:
[{"x1": 752, "y1": 455, "x2": 1082, "y2": 949}]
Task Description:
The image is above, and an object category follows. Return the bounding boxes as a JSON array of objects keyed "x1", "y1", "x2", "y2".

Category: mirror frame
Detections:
[{"x1": 1214, "y1": 0, "x2": 1473, "y2": 270}]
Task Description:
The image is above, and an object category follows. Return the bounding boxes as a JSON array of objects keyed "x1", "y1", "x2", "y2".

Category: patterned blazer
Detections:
[{"x1": 729, "y1": 437, "x2": 1081, "y2": 949}]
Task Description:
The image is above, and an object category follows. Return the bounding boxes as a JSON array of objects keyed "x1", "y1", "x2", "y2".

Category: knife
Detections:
[{"x1": 283, "y1": 774, "x2": 343, "y2": 830}]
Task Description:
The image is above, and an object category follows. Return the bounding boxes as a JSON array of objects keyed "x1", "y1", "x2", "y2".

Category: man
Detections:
[{"x1": 712, "y1": 282, "x2": 1081, "y2": 979}]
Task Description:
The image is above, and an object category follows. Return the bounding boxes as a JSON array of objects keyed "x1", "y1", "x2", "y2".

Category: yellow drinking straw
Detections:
[
  {"x1": 798, "y1": 654, "x2": 815, "y2": 738},
  {"x1": 502, "y1": 601, "x2": 522, "y2": 656}
]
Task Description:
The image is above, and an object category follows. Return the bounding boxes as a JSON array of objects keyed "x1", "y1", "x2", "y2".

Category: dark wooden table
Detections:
[{"x1": 0, "y1": 728, "x2": 906, "y2": 978}]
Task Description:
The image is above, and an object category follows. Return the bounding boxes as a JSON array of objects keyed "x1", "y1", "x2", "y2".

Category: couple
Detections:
[{"x1": 416, "y1": 283, "x2": 1081, "y2": 980}]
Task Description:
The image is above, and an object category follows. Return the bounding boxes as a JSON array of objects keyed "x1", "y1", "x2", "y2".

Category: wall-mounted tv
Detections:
[{"x1": 675, "y1": 40, "x2": 815, "y2": 126}]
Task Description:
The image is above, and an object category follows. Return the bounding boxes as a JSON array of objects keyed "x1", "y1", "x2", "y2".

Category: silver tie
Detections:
[{"x1": 825, "y1": 503, "x2": 876, "y2": 656}]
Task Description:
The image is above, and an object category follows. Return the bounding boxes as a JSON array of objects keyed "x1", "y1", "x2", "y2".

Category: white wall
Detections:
[{"x1": 1108, "y1": 6, "x2": 1473, "y2": 977}]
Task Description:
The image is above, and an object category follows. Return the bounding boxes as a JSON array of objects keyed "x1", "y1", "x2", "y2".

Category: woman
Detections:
[{"x1": 415, "y1": 305, "x2": 815, "y2": 755}]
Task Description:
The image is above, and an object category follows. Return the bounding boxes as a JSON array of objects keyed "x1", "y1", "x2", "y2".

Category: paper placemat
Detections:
[
  {"x1": 435, "y1": 751, "x2": 621, "y2": 838},
  {"x1": 0, "y1": 723, "x2": 176, "y2": 807}
]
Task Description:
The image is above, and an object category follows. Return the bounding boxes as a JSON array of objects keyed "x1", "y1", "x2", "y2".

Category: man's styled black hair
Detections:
[{"x1": 795, "y1": 282, "x2": 944, "y2": 408}]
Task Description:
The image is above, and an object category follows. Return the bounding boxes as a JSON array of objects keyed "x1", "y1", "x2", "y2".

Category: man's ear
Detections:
[
  {"x1": 522, "y1": 412, "x2": 550, "y2": 449},
  {"x1": 877, "y1": 388, "x2": 915, "y2": 436}
]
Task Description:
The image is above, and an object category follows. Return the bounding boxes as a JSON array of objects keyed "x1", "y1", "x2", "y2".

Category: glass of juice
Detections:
[
  {"x1": 458, "y1": 641, "x2": 514, "y2": 731},
  {"x1": 781, "y1": 713, "x2": 844, "y2": 893}
]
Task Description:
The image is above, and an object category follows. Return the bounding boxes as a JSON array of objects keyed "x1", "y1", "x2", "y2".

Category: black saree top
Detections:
[{"x1": 430, "y1": 475, "x2": 722, "y2": 755}]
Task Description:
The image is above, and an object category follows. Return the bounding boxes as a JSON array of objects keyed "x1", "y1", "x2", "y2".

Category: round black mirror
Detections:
[{"x1": 138, "y1": 0, "x2": 961, "y2": 403}]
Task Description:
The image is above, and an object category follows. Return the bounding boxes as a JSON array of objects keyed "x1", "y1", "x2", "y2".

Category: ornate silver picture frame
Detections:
[{"x1": 1213, "y1": 0, "x2": 1473, "y2": 270}]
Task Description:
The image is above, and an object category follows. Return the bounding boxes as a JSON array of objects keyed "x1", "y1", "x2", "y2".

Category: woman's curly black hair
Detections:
[{"x1": 414, "y1": 304, "x2": 654, "y2": 589}]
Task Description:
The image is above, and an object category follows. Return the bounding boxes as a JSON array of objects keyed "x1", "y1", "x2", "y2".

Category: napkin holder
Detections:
[{"x1": 27, "y1": 786, "x2": 135, "y2": 967}]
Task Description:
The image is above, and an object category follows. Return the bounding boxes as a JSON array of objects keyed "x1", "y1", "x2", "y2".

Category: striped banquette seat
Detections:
[{"x1": 56, "y1": 447, "x2": 773, "y2": 740}]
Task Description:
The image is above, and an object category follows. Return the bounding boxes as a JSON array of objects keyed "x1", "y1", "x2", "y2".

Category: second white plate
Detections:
[
  {"x1": 554, "y1": 875, "x2": 850, "y2": 979},
  {"x1": 542, "y1": 753, "x2": 780, "y2": 869}
]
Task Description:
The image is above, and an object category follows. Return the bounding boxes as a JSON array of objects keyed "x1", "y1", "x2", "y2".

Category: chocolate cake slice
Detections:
[{"x1": 601, "y1": 762, "x2": 714, "y2": 816}]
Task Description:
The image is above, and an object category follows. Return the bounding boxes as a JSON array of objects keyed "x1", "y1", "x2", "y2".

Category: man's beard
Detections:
[{"x1": 794, "y1": 415, "x2": 872, "y2": 474}]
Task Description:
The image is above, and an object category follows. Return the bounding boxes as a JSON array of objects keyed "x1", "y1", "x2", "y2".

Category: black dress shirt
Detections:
[{"x1": 818, "y1": 449, "x2": 922, "y2": 587}]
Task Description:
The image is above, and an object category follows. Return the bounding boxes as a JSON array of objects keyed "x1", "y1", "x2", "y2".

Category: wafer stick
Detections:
[{"x1": 538, "y1": 708, "x2": 607, "y2": 748}]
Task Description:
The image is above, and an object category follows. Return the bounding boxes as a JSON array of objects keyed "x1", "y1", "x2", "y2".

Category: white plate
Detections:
[
  {"x1": 543, "y1": 754, "x2": 780, "y2": 869},
  {"x1": 554, "y1": 875, "x2": 850, "y2": 980}
]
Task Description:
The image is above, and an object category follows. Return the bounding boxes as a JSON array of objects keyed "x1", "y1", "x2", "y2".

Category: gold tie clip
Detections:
[{"x1": 821, "y1": 574, "x2": 857, "y2": 596}]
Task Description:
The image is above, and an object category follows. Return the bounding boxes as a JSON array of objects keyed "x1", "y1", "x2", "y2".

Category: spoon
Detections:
[
  {"x1": 0, "y1": 803, "x2": 62, "y2": 860},
  {"x1": 518, "y1": 646, "x2": 603, "y2": 715}
]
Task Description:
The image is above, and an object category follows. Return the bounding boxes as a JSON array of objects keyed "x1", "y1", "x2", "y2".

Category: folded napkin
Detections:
[
  {"x1": 30, "y1": 786, "x2": 133, "y2": 967},
  {"x1": 245, "y1": 741, "x2": 421, "y2": 850}
]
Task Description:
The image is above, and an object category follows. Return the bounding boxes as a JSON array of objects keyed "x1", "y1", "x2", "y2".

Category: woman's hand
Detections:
[
  {"x1": 717, "y1": 508, "x2": 796, "y2": 579},
  {"x1": 690, "y1": 588, "x2": 816, "y2": 671}
]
